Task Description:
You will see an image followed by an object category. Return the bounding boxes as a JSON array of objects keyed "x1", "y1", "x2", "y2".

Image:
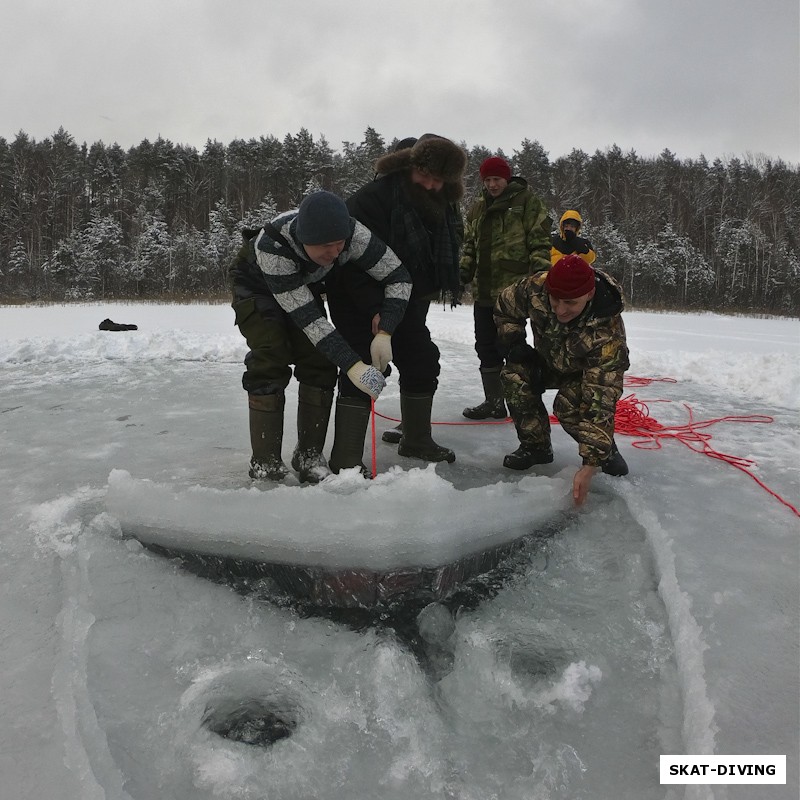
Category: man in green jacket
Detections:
[{"x1": 459, "y1": 156, "x2": 551, "y2": 419}]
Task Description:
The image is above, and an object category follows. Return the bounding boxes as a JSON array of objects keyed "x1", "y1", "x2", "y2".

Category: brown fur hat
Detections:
[
  {"x1": 375, "y1": 133, "x2": 467, "y2": 201},
  {"x1": 410, "y1": 134, "x2": 467, "y2": 183}
]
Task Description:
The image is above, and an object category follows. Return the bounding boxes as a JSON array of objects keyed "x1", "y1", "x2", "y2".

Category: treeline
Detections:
[{"x1": 0, "y1": 126, "x2": 798, "y2": 314}]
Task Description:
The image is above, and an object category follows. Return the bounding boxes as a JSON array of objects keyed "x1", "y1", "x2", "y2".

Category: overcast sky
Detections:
[{"x1": 2, "y1": 0, "x2": 798, "y2": 165}]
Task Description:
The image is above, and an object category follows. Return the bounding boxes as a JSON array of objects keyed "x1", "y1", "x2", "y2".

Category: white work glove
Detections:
[
  {"x1": 346, "y1": 361, "x2": 386, "y2": 400},
  {"x1": 370, "y1": 332, "x2": 393, "y2": 372}
]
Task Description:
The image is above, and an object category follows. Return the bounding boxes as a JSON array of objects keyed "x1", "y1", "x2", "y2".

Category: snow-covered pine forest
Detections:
[{"x1": 1, "y1": 126, "x2": 798, "y2": 314}]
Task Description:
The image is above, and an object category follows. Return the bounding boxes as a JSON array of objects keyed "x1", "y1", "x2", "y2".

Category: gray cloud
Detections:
[{"x1": 2, "y1": 0, "x2": 797, "y2": 163}]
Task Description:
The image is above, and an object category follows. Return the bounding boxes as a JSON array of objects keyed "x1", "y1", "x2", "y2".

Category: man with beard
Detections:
[{"x1": 324, "y1": 134, "x2": 467, "y2": 470}]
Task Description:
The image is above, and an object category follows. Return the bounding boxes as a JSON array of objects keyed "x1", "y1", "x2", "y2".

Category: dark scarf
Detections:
[{"x1": 390, "y1": 179, "x2": 462, "y2": 306}]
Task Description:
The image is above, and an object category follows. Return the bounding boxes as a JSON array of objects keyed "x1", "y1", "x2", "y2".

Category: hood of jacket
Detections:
[
  {"x1": 586, "y1": 269, "x2": 624, "y2": 321},
  {"x1": 559, "y1": 209, "x2": 583, "y2": 237}
]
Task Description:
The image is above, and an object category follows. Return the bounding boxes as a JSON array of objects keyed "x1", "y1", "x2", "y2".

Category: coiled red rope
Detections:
[
  {"x1": 611, "y1": 391, "x2": 797, "y2": 517},
  {"x1": 370, "y1": 376, "x2": 798, "y2": 517}
]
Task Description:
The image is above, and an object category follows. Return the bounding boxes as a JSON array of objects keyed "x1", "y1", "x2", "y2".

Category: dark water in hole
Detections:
[{"x1": 202, "y1": 698, "x2": 298, "y2": 747}]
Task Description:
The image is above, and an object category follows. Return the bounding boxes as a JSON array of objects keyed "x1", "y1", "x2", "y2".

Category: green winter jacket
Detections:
[
  {"x1": 494, "y1": 268, "x2": 630, "y2": 465},
  {"x1": 459, "y1": 178, "x2": 551, "y2": 307}
]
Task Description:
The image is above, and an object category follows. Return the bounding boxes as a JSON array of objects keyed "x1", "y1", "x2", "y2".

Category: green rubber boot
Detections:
[
  {"x1": 397, "y1": 392, "x2": 455, "y2": 463},
  {"x1": 291, "y1": 384, "x2": 333, "y2": 484},
  {"x1": 329, "y1": 395, "x2": 371, "y2": 476},
  {"x1": 248, "y1": 393, "x2": 289, "y2": 481}
]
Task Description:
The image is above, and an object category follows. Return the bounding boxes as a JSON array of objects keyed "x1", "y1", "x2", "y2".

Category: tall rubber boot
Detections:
[
  {"x1": 291, "y1": 384, "x2": 334, "y2": 484},
  {"x1": 462, "y1": 366, "x2": 507, "y2": 420},
  {"x1": 248, "y1": 393, "x2": 289, "y2": 481},
  {"x1": 329, "y1": 396, "x2": 371, "y2": 476},
  {"x1": 397, "y1": 392, "x2": 456, "y2": 463}
]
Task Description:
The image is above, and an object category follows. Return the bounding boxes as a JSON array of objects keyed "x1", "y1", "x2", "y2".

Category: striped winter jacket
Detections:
[{"x1": 235, "y1": 210, "x2": 411, "y2": 372}]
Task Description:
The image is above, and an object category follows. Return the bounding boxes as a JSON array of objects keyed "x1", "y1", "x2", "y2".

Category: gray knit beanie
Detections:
[{"x1": 295, "y1": 191, "x2": 352, "y2": 245}]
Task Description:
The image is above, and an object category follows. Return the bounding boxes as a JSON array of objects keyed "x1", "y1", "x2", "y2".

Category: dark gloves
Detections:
[
  {"x1": 501, "y1": 339, "x2": 545, "y2": 392},
  {"x1": 505, "y1": 340, "x2": 537, "y2": 366},
  {"x1": 504, "y1": 340, "x2": 545, "y2": 392},
  {"x1": 573, "y1": 240, "x2": 590, "y2": 255}
]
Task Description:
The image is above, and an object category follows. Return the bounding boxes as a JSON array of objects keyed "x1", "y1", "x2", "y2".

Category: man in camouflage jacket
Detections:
[
  {"x1": 494, "y1": 254, "x2": 630, "y2": 505},
  {"x1": 459, "y1": 156, "x2": 551, "y2": 420}
]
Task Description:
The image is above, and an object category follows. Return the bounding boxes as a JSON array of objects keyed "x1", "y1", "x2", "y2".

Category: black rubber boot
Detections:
[
  {"x1": 462, "y1": 366, "x2": 507, "y2": 420},
  {"x1": 381, "y1": 422, "x2": 403, "y2": 444},
  {"x1": 601, "y1": 440, "x2": 629, "y2": 476},
  {"x1": 329, "y1": 396, "x2": 371, "y2": 476},
  {"x1": 248, "y1": 393, "x2": 289, "y2": 481},
  {"x1": 503, "y1": 443, "x2": 554, "y2": 470},
  {"x1": 291, "y1": 385, "x2": 333, "y2": 484},
  {"x1": 397, "y1": 393, "x2": 456, "y2": 463}
]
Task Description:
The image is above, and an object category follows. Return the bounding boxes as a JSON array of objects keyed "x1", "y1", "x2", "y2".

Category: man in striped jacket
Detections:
[{"x1": 230, "y1": 191, "x2": 411, "y2": 483}]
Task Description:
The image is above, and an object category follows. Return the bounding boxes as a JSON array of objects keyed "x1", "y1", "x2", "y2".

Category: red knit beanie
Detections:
[
  {"x1": 545, "y1": 255, "x2": 596, "y2": 299},
  {"x1": 479, "y1": 156, "x2": 512, "y2": 182}
]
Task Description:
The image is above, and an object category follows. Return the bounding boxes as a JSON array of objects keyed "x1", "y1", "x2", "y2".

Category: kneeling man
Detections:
[{"x1": 494, "y1": 254, "x2": 630, "y2": 505}]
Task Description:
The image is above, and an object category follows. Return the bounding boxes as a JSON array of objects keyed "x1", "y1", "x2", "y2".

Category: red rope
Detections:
[
  {"x1": 369, "y1": 398, "x2": 377, "y2": 479},
  {"x1": 370, "y1": 375, "x2": 676, "y2": 427},
  {"x1": 370, "y1": 376, "x2": 799, "y2": 517},
  {"x1": 623, "y1": 375, "x2": 678, "y2": 388},
  {"x1": 606, "y1": 393, "x2": 798, "y2": 517},
  {"x1": 372, "y1": 408, "x2": 512, "y2": 427}
]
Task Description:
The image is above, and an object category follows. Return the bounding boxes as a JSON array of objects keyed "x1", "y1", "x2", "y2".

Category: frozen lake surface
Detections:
[{"x1": 0, "y1": 302, "x2": 797, "y2": 799}]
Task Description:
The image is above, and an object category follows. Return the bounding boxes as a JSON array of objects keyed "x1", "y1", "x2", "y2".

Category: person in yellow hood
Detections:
[{"x1": 550, "y1": 210, "x2": 596, "y2": 266}]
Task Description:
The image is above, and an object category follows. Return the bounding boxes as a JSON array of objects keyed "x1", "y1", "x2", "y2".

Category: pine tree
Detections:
[{"x1": 512, "y1": 139, "x2": 552, "y2": 206}]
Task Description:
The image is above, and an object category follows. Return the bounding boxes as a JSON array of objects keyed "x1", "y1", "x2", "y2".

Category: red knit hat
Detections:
[
  {"x1": 545, "y1": 255, "x2": 596, "y2": 299},
  {"x1": 479, "y1": 156, "x2": 512, "y2": 182}
]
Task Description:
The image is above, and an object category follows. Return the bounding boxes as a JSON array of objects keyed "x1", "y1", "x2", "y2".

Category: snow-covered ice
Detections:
[{"x1": 1, "y1": 301, "x2": 797, "y2": 799}]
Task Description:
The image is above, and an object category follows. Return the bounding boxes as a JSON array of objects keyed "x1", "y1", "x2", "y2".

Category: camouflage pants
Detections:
[{"x1": 500, "y1": 361, "x2": 613, "y2": 460}]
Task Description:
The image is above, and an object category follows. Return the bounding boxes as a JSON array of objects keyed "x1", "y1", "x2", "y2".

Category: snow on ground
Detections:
[
  {"x1": 0, "y1": 301, "x2": 798, "y2": 800},
  {"x1": 0, "y1": 303, "x2": 797, "y2": 410}
]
